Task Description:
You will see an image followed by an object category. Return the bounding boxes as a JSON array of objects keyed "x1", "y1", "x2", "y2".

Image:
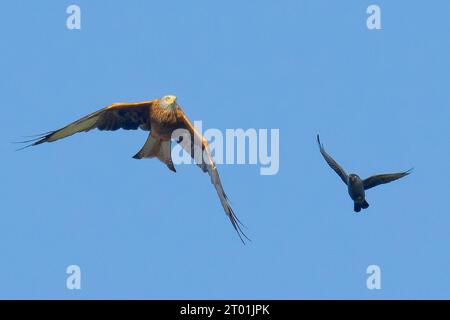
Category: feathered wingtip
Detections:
[
  {"x1": 222, "y1": 192, "x2": 251, "y2": 245},
  {"x1": 227, "y1": 204, "x2": 251, "y2": 245},
  {"x1": 316, "y1": 134, "x2": 323, "y2": 148},
  {"x1": 399, "y1": 167, "x2": 414, "y2": 177},
  {"x1": 12, "y1": 131, "x2": 53, "y2": 151},
  {"x1": 401, "y1": 167, "x2": 414, "y2": 178}
]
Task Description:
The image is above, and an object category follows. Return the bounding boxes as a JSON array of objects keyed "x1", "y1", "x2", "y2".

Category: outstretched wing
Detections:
[
  {"x1": 363, "y1": 169, "x2": 412, "y2": 190},
  {"x1": 18, "y1": 100, "x2": 156, "y2": 149},
  {"x1": 317, "y1": 135, "x2": 348, "y2": 185},
  {"x1": 175, "y1": 107, "x2": 250, "y2": 244}
]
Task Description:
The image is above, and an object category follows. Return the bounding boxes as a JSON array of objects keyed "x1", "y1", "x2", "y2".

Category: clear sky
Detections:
[{"x1": 1, "y1": 0, "x2": 450, "y2": 299}]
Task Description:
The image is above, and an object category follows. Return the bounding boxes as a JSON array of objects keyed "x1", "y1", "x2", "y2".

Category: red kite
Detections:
[{"x1": 21, "y1": 95, "x2": 249, "y2": 243}]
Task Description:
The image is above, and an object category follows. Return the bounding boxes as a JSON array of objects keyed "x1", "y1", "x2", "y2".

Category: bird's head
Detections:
[
  {"x1": 160, "y1": 95, "x2": 178, "y2": 109},
  {"x1": 348, "y1": 174, "x2": 360, "y2": 182}
]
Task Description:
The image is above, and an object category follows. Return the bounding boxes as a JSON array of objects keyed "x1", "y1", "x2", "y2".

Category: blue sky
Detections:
[{"x1": 1, "y1": 0, "x2": 450, "y2": 299}]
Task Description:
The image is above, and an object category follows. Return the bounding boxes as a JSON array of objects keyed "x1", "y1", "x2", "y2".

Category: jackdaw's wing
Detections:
[
  {"x1": 317, "y1": 134, "x2": 348, "y2": 185},
  {"x1": 363, "y1": 169, "x2": 412, "y2": 190}
]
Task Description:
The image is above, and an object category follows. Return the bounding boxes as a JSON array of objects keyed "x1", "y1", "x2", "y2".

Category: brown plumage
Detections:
[{"x1": 20, "y1": 95, "x2": 249, "y2": 244}]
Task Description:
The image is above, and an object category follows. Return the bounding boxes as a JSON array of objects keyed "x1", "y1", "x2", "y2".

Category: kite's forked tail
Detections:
[{"x1": 133, "y1": 135, "x2": 176, "y2": 172}]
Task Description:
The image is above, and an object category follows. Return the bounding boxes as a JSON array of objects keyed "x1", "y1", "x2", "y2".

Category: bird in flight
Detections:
[
  {"x1": 19, "y1": 95, "x2": 250, "y2": 243},
  {"x1": 316, "y1": 135, "x2": 412, "y2": 212}
]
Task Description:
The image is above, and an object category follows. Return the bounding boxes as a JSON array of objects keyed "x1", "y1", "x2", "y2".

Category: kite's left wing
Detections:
[{"x1": 175, "y1": 107, "x2": 250, "y2": 244}]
